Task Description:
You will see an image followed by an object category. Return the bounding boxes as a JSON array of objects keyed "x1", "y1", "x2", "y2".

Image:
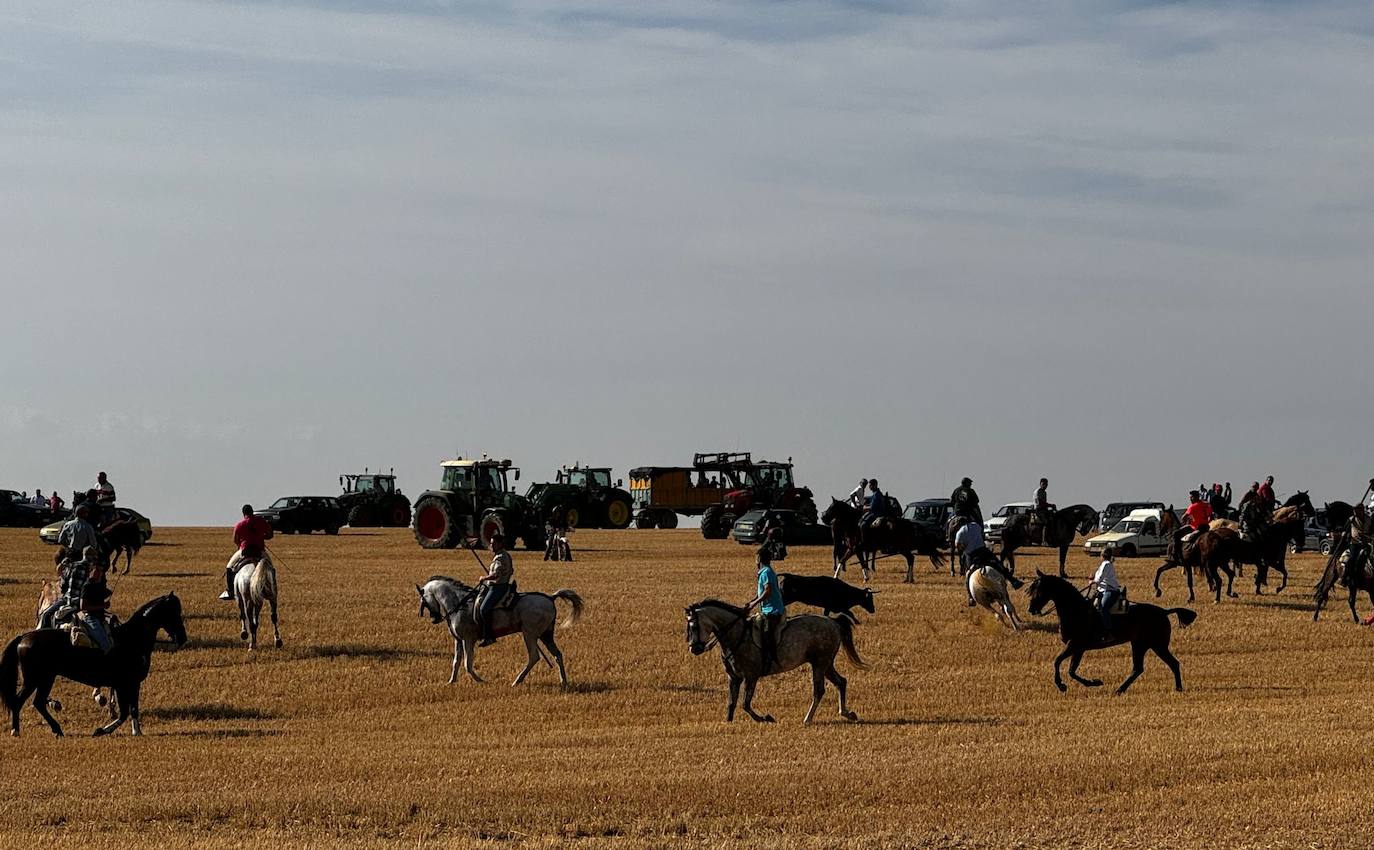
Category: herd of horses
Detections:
[{"x1": 1, "y1": 486, "x2": 1367, "y2": 735}]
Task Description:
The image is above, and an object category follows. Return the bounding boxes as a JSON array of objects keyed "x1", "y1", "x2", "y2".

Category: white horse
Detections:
[
  {"x1": 968, "y1": 566, "x2": 1022, "y2": 631},
  {"x1": 233, "y1": 553, "x2": 281, "y2": 651},
  {"x1": 416, "y1": 577, "x2": 582, "y2": 687}
]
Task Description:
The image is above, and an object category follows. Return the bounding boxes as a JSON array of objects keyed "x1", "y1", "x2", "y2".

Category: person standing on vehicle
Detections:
[
  {"x1": 477, "y1": 534, "x2": 514, "y2": 646},
  {"x1": 93, "y1": 472, "x2": 116, "y2": 527},
  {"x1": 221, "y1": 504, "x2": 273, "y2": 601},
  {"x1": 31, "y1": 489, "x2": 45, "y2": 506},
  {"x1": 48, "y1": 490, "x2": 64, "y2": 514},
  {"x1": 951, "y1": 478, "x2": 983, "y2": 525}
]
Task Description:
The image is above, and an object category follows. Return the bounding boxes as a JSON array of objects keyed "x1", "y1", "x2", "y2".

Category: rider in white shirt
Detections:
[
  {"x1": 1091, "y1": 546, "x2": 1122, "y2": 638},
  {"x1": 847, "y1": 479, "x2": 868, "y2": 509}
]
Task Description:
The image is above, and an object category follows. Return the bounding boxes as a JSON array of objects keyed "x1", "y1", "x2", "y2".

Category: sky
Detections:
[{"x1": 2, "y1": 0, "x2": 1372, "y2": 526}]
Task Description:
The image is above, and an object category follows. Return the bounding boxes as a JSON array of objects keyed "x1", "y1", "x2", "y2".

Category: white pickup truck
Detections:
[{"x1": 1083, "y1": 508, "x2": 1169, "y2": 558}]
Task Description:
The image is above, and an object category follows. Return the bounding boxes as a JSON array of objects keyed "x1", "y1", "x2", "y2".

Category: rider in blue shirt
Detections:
[
  {"x1": 861, "y1": 478, "x2": 885, "y2": 527},
  {"x1": 745, "y1": 547, "x2": 786, "y2": 672}
]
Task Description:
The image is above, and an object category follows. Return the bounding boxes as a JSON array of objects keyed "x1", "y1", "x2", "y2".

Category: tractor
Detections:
[
  {"x1": 411, "y1": 457, "x2": 545, "y2": 551},
  {"x1": 337, "y1": 468, "x2": 412, "y2": 528},
  {"x1": 697, "y1": 453, "x2": 817, "y2": 540},
  {"x1": 525, "y1": 464, "x2": 634, "y2": 529}
]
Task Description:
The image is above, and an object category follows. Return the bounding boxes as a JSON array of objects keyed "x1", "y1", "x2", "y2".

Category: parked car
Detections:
[
  {"x1": 1293, "y1": 511, "x2": 1335, "y2": 555},
  {"x1": 1099, "y1": 501, "x2": 1166, "y2": 532},
  {"x1": 903, "y1": 498, "x2": 953, "y2": 537},
  {"x1": 985, "y1": 502, "x2": 1054, "y2": 544},
  {"x1": 255, "y1": 496, "x2": 346, "y2": 535},
  {"x1": 2, "y1": 490, "x2": 68, "y2": 528},
  {"x1": 730, "y1": 509, "x2": 831, "y2": 546},
  {"x1": 1084, "y1": 509, "x2": 1169, "y2": 558},
  {"x1": 39, "y1": 507, "x2": 153, "y2": 545}
]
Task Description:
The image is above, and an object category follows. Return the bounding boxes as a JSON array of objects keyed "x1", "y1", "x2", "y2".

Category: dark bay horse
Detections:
[
  {"x1": 999, "y1": 504, "x2": 1098, "y2": 577},
  {"x1": 72, "y1": 491, "x2": 144, "y2": 574},
  {"x1": 821, "y1": 499, "x2": 944, "y2": 584},
  {"x1": 2, "y1": 593, "x2": 187, "y2": 737},
  {"x1": 1026, "y1": 572, "x2": 1196, "y2": 695},
  {"x1": 685, "y1": 599, "x2": 864, "y2": 724},
  {"x1": 1154, "y1": 494, "x2": 1311, "y2": 601}
]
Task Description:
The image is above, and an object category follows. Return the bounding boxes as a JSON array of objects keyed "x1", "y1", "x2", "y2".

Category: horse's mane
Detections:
[
  {"x1": 129, "y1": 593, "x2": 172, "y2": 619},
  {"x1": 692, "y1": 598, "x2": 748, "y2": 618},
  {"x1": 426, "y1": 574, "x2": 468, "y2": 587}
]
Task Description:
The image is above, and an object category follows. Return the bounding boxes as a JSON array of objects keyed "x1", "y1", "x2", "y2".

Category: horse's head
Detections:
[
  {"x1": 684, "y1": 605, "x2": 709, "y2": 655},
  {"x1": 145, "y1": 592, "x2": 188, "y2": 647},
  {"x1": 1025, "y1": 571, "x2": 1054, "y2": 616},
  {"x1": 1287, "y1": 490, "x2": 1315, "y2": 517},
  {"x1": 820, "y1": 499, "x2": 847, "y2": 526},
  {"x1": 415, "y1": 582, "x2": 448, "y2": 624}
]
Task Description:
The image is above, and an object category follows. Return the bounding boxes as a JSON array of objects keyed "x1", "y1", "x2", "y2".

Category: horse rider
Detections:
[
  {"x1": 95, "y1": 471, "x2": 117, "y2": 526},
  {"x1": 951, "y1": 478, "x2": 983, "y2": 525},
  {"x1": 221, "y1": 504, "x2": 273, "y2": 601},
  {"x1": 861, "y1": 479, "x2": 886, "y2": 528},
  {"x1": 762, "y1": 521, "x2": 787, "y2": 562},
  {"x1": 744, "y1": 545, "x2": 786, "y2": 673},
  {"x1": 476, "y1": 533, "x2": 515, "y2": 647},
  {"x1": 544, "y1": 503, "x2": 572, "y2": 562},
  {"x1": 1033, "y1": 478, "x2": 1052, "y2": 536},
  {"x1": 1238, "y1": 481, "x2": 1260, "y2": 513},
  {"x1": 1208, "y1": 483, "x2": 1228, "y2": 519},
  {"x1": 57, "y1": 504, "x2": 100, "y2": 564},
  {"x1": 38, "y1": 545, "x2": 103, "y2": 634},
  {"x1": 77, "y1": 557, "x2": 115, "y2": 653},
  {"x1": 847, "y1": 478, "x2": 869, "y2": 509},
  {"x1": 1257, "y1": 476, "x2": 1276, "y2": 511},
  {"x1": 1177, "y1": 490, "x2": 1213, "y2": 556},
  {"x1": 1090, "y1": 545, "x2": 1122, "y2": 640},
  {"x1": 955, "y1": 516, "x2": 1022, "y2": 606},
  {"x1": 1340, "y1": 502, "x2": 1374, "y2": 590}
]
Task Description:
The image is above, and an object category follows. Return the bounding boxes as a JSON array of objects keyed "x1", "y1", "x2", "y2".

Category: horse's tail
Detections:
[
  {"x1": 551, "y1": 589, "x2": 583, "y2": 628},
  {"x1": 0, "y1": 634, "x2": 23, "y2": 713},
  {"x1": 1168, "y1": 608, "x2": 1197, "y2": 628},
  {"x1": 832, "y1": 615, "x2": 867, "y2": 669},
  {"x1": 251, "y1": 561, "x2": 276, "y2": 602}
]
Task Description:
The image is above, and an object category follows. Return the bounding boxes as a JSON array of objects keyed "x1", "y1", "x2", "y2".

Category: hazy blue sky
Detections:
[{"x1": 2, "y1": 1, "x2": 1372, "y2": 525}]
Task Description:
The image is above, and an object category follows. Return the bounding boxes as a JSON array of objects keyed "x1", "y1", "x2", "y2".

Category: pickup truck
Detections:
[{"x1": 1084, "y1": 509, "x2": 1169, "y2": 558}]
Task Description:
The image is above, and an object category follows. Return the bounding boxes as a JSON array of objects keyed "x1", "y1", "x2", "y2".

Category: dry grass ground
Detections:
[{"x1": 2, "y1": 526, "x2": 1374, "y2": 849}]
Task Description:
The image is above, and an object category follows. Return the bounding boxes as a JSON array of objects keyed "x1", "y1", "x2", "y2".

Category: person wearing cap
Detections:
[
  {"x1": 476, "y1": 533, "x2": 515, "y2": 646},
  {"x1": 57, "y1": 504, "x2": 100, "y2": 561},
  {"x1": 951, "y1": 477, "x2": 983, "y2": 525},
  {"x1": 744, "y1": 545, "x2": 786, "y2": 673}
]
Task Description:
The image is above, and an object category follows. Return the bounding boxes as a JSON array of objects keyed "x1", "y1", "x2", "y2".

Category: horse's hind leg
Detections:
[
  {"x1": 1273, "y1": 561, "x2": 1288, "y2": 594},
  {"x1": 1154, "y1": 644, "x2": 1183, "y2": 692},
  {"x1": 740, "y1": 678, "x2": 774, "y2": 723},
  {"x1": 824, "y1": 664, "x2": 856, "y2": 721},
  {"x1": 1058, "y1": 545, "x2": 1069, "y2": 578},
  {"x1": 540, "y1": 629, "x2": 568, "y2": 686},
  {"x1": 902, "y1": 552, "x2": 914, "y2": 585},
  {"x1": 237, "y1": 594, "x2": 249, "y2": 642},
  {"x1": 1115, "y1": 642, "x2": 1148, "y2": 695},
  {"x1": 247, "y1": 602, "x2": 260, "y2": 651},
  {"x1": 10, "y1": 683, "x2": 35, "y2": 737},
  {"x1": 269, "y1": 594, "x2": 282, "y2": 648},
  {"x1": 512, "y1": 632, "x2": 541, "y2": 686},
  {"x1": 803, "y1": 664, "x2": 825, "y2": 725}
]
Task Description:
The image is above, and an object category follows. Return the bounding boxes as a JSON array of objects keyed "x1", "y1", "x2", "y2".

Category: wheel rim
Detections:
[
  {"x1": 480, "y1": 516, "x2": 503, "y2": 545},
  {"x1": 416, "y1": 506, "x2": 447, "y2": 542},
  {"x1": 566, "y1": 508, "x2": 580, "y2": 528},
  {"x1": 392, "y1": 504, "x2": 410, "y2": 525},
  {"x1": 606, "y1": 501, "x2": 629, "y2": 527}
]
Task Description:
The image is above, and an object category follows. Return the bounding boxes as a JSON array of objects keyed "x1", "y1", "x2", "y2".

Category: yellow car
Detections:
[{"x1": 39, "y1": 508, "x2": 153, "y2": 546}]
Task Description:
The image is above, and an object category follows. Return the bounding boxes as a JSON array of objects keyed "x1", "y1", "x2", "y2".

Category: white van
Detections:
[{"x1": 1083, "y1": 508, "x2": 1169, "y2": 558}]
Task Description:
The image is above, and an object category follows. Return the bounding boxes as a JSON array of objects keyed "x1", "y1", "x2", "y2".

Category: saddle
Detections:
[
  {"x1": 1088, "y1": 586, "x2": 1130, "y2": 614},
  {"x1": 470, "y1": 581, "x2": 519, "y2": 614},
  {"x1": 62, "y1": 612, "x2": 118, "y2": 651}
]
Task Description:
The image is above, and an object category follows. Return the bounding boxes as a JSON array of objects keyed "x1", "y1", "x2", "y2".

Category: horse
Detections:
[
  {"x1": 1313, "y1": 527, "x2": 1374, "y2": 623},
  {"x1": 1154, "y1": 500, "x2": 1308, "y2": 601},
  {"x1": 416, "y1": 577, "x2": 582, "y2": 686},
  {"x1": 2, "y1": 592, "x2": 187, "y2": 737},
  {"x1": 821, "y1": 498, "x2": 944, "y2": 584},
  {"x1": 70, "y1": 491, "x2": 144, "y2": 574},
  {"x1": 967, "y1": 567, "x2": 1022, "y2": 631},
  {"x1": 234, "y1": 555, "x2": 281, "y2": 651},
  {"x1": 1025, "y1": 572, "x2": 1196, "y2": 695},
  {"x1": 998, "y1": 504, "x2": 1098, "y2": 577},
  {"x1": 685, "y1": 599, "x2": 863, "y2": 724}
]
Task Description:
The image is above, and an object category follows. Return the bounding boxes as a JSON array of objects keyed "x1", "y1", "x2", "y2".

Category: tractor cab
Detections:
[
  {"x1": 557, "y1": 466, "x2": 616, "y2": 490},
  {"x1": 341, "y1": 472, "x2": 397, "y2": 495},
  {"x1": 440, "y1": 459, "x2": 519, "y2": 511}
]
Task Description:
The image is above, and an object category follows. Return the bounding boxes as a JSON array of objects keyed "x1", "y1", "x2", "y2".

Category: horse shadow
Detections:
[
  {"x1": 142, "y1": 702, "x2": 276, "y2": 721},
  {"x1": 857, "y1": 716, "x2": 1002, "y2": 727},
  {"x1": 551, "y1": 680, "x2": 613, "y2": 694},
  {"x1": 289, "y1": 643, "x2": 442, "y2": 661},
  {"x1": 159, "y1": 729, "x2": 282, "y2": 739},
  {"x1": 182, "y1": 636, "x2": 245, "y2": 650},
  {"x1": 138, "y1": 571, "x2": 205, "y2": 578}
]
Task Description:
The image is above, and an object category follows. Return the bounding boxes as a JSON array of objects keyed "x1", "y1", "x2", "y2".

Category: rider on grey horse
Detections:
[
  {"x1": 221, "y1": 504, "x2": 273, "y2": 601},
  {"x1": 744, "y1": 546, "x2": 786, "y2": 673},
  {"x1": 476, "y1": 533, "x2": 515, "y2": 647}
]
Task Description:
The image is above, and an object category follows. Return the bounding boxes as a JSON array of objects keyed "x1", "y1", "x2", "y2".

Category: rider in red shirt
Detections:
[
  {"x1": 1256, "y1": 476, "x2": 1276, "y2": 510},
  {"x1": 1185, "y1": 492, "x2": 1214, "y2": 531},
  {"x1": 221, "y1": 504, "x2": 273, "y2": 601}
]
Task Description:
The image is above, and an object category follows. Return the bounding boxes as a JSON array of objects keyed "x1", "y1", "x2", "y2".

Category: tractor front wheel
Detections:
[
  {"x1": 479, "y1": 513, "x2": 505, "y2": 548},
  {"x1": 700, "y1": 506, "x2": 726, "y2": 539},
  {"x1": 388, "y1": 502, "x2": 412, "y2": 527},
  {"x1": 605, "y1": 498, "x2": 632, "y2": 529},
  {"x1": 413, "y1": 498, "x2": 461, "y2": 549},
  {"x1": 347, "y1": 505, "x2": 376, "y2": 528}
]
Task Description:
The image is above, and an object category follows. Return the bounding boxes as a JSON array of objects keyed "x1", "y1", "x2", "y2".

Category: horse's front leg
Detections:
[
  {"x1": 129, "y1": 688, "x2": 142, "y2": 737},
  {"x1": 802, "y1": 664, "x2": 825, "y2": 725},
  {"x1": 902, "y1": 552, "x2": 914, "y2": 584},
  {"x1": 1222, "y1": 563, "x2": 1237, "y2": 598},
  {"x1": 1052, "y1": 646, "x2": 1073, "y2": 692},
  {"x1": 1350, "y1": 585, "x2": 1361, "y2": 624},
  {"x1": 740, "y1": 678, "x2": 774, "y2": 723},
  {"x1": 93, "y1": 686, "x2": 130, "y2": 736},
  {"x1": 462, "y1": 634, "x2": 484, "y2": 683},
  {"x1": 1059, "y1": 545, "x2": 1069, "y2": 578},
  {"x1": 1153, "y1": 561, "x2": 1174, "y2": 598},
  {"x1": 726, "y1": 673, "x2": 741, "y2": 722},
  {"x1": 449, "y1": 637, "x2": 461, "y2": 684},
  {"x1": 1068, "y1": 651, "x2": 1102, "y2": 687}
]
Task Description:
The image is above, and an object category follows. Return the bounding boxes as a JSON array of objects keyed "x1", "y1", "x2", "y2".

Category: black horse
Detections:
[
  {"x1": 71, "y1": 491, "x2": 144, "y2": 574},
  {"x1": 1, "y1": 592, "x2": 187, "y2": 737},
  {"x1": 998, "y1": 504, "x2": 1098, "y2": 577},
  {"x1": 1025, "y1": 572, "x2": 1196, "y2": 695},
  {"x1": 821, "y1": 499, "x2": 944, "y2": 584}
]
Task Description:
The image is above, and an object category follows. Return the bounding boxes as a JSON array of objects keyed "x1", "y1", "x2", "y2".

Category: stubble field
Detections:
[{"x1": 2, "y1": 525, "x2": 1373, "y2": 849}]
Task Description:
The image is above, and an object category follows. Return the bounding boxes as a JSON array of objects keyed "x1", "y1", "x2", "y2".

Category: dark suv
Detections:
[{"x1": 256, "y1": 496, "x2": 346, "y2": 535}]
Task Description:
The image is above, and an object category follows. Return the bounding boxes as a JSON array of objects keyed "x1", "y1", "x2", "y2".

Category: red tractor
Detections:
[{"x1": 696, "y1": 452, "x2": 817, "y2": 540}]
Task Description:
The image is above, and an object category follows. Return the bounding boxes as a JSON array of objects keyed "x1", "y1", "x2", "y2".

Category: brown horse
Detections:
[
  {"x1": 2, "y1": 593, "x2": 187, "y2": 737},
  {"x1": 821, "y1": 499, "x2": 944, "y2": 584},
  {"x1": 998, "y1": 504, "x2": 1099, "y2": 577},
  {"x1": 1314, "y1": 529, "x2": 1374, "y2": 623},
  {"x1": 1026, "y1": 572, "x2": 1196, "y2": 695}
]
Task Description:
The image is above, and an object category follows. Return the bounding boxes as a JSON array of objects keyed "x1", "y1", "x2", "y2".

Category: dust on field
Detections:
[{"x1": 2, "y1": 527, "x2": 1374, "y2": 849}]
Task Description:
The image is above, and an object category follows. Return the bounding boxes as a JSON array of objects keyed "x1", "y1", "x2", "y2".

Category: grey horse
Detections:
[
  {"x1": 234, "y1": 555, "x2": 281, "y2": 652},
  {"x1": 685, "y1": 599, "x2": 865, "y2": 725},
  {"x1": 416, "y1": 576, "x2": 583, "y2": 686}
]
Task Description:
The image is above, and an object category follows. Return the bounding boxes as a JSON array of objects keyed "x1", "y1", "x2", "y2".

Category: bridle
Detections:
[{"x1": 688, "y1": 605, "x2": 748, "y2": 669}]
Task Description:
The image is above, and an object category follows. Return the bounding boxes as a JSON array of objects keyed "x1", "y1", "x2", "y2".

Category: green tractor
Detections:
[
  {"x1": 525, "y1": 465, "x2": 634, "y2": 529},
  {"x1": 411, "y1": 457, "x2": 545, "y2": 551},
  {"x1": 338, "y1": 469, "x2": 412, "y2": 528}
]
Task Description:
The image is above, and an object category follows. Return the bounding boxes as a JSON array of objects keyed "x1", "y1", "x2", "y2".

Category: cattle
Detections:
[{"x1": 778, "y1": 573, "x2": 877, "y2": 622}]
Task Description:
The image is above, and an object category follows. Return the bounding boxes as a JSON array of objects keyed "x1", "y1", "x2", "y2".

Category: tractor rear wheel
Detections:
[
  {"x1": 798, "y1": 497, "x2": 819, "y2": 526},
  {"x1": 605, "y1": 498, "x2": 632, "y2": 529},
  {"x1": 413, "y1": 498, "x2": 461, "y2": 549},
  {"x1": 700, "y1": 506, "x2": 726, "y2": 539},
  {"x1": 658, "y1": 510, "x2": 679, "y2": 530},
  {"x1": 635, "y1": 511, "x2": 657, "y2": 530},
  {"x1": 479, "y1": 513, "x2": 505, "y2": 548},
  {"x1": 388, "y1": 501, "x2": 411, "y2": 527},
  {"x1": 347, "y1": 505, "x2": 376, "y2": 528}
]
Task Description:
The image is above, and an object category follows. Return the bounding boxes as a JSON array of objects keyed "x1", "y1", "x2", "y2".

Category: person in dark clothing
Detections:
[
  {"x1": 951, "y1": 478, "x2": 983, "y2": 525},
  {"x1": 544, "y1": 504, "x2": 572, "y2": 562},
  {"x1": 861, "y1": 479, "x2": 886, "y2": 527}
]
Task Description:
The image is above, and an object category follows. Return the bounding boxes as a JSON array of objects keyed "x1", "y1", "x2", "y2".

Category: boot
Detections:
[{"x1": 219, "y1": 569, "x2": 235, "y2": 601}]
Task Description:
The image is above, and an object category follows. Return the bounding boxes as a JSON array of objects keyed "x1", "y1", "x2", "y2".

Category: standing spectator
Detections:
[
  {"x1": 31, "y1": 489, "x2": 45, "y2": 506},
  {"x1": 48, "y1": 490, "x2": 65, "y2": 513}
]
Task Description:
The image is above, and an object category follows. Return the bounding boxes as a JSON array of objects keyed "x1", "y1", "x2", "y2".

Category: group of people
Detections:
[
  {"x1": 38, "y1": 479, "x2": 120, "y2": 651},
  {"x1": 18, "y1": 488, "x2": 64, "y2": 512}
]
